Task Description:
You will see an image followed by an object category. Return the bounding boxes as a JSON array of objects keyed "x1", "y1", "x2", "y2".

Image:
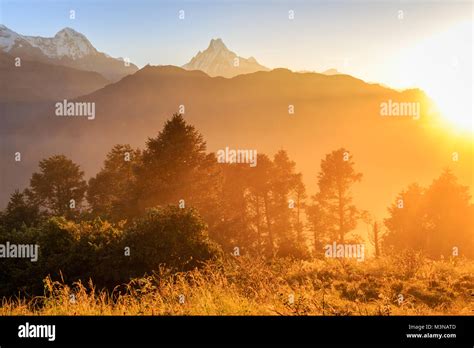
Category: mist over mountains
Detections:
[
  {"x1": 0, "y1": 50, "x2": 109, "y2": 101},
  {"x1": 1, "y1": 26, "x2": 472, "y2": 224},
  {"x1": 0, "y1": 0, "x2": 473, "y2": 322}
]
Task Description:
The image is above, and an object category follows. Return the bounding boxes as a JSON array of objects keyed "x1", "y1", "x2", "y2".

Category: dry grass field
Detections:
[{"x1": 2, "y1": 253, "x2": 472, "y2": 316}]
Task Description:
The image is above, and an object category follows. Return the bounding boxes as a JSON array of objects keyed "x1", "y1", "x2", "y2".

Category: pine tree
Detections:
[{"x1": 309, "y1": 148, "x2": 362, "y2": 244}]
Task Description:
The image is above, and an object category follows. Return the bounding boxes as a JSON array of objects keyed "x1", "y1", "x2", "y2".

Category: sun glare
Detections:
[{"x1": 391, "y1": 21, "x2": 473, "y2": 133}]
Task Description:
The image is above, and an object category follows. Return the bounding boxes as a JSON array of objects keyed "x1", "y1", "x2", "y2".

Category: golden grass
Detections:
[{"x1": 1, "y1": 254, "x2": 472, "y2": 315}]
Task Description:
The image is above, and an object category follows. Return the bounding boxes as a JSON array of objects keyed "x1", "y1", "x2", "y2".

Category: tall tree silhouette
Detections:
[
  {"x1": 370, "y1": 221, "x2": 382, "y2": 258},
  {"x1": 233, "y1": 151, "x2": 309, "y2": 257},
  {"x1": 293, "y1": 173, "x2": 307, "y2": 245},
  {"x1": 0, "y1": 190, "x2": 41, "y2": 231},
  {"x1": 88, "y1": 144, "x2": 142, "y2": 221},
  {"x1": 383, "y1": 183, "x2": 425, "y2": 253},
  {"x1": 26, "y1": 155, "x2": 87, "y2": 218},
  {"x1": 214, "y1": 163, "x2": 254, "y2": 252},
  {"x1": 271, "y1": 150, "x2": 308, "y2": 257},
  {"x1": 135, "y1": 114, "x2": 221, "y2": 226},
  {"x1": 247, "y1": 154, "x2": 274, "y2": 255},
  {"x1": 384, "y1": 170, "x2": 474, "y2": 258},
  {"x1": 309, "y1": 148, "x2": 362, "y2": 244}
]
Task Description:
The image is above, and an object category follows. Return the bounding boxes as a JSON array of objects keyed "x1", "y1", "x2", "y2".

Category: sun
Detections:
[{"x1": 391, "y1": 21, "x2": 473, "y2": 133}]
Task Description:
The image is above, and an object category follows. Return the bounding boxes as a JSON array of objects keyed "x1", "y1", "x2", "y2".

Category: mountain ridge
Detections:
[
  {"x1": 183, "y1": 38, "x2": 269, "y2": 78},
  {"x1": 4, "y1": 64, "x2": 464, "y2": 220},
  {"x1": 0, "y1": 50, "x2": 109, "y2": 102},
  {"x1": 0, "y1": 25, "x2": 138, "y2": 81}
]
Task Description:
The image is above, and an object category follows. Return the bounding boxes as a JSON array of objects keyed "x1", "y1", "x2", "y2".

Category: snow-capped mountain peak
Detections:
[
  {"x1": 24, "y1": 27, "x2": 97, "y2": 60},
  {"x1": 0, "y1": 25, "x2": 23, "y2": 51},
  {"x1": 183, "y1": 38, "x2": 269, "y2": 78},
  {"x1": 0, "y1": 25, "x2": 97, "y2": 60},
  {"x1": 55, "y1": 27, "x2": 79, "y2": 37},
  {"x1": 0, "y1": 25, "x2": 138, "y2": 81},
  {"x1": 209, "y1": 38, "x2": 227, "y2": 51}
]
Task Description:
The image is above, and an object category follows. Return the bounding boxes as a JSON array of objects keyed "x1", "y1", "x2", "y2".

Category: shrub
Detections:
[
  {"x1": 122, "y1": 205, "x2": 222, "y2": 277},
  {"x1": 0, "y1": 217, "x2": 124, "y2": 296}
]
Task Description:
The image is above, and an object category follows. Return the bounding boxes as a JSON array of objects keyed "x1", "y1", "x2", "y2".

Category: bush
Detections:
[
  {"x1": 0, "y1": 217, "x2": 124, "y2": 296},
  {"x1": 122, "y1": 206, "x2": 222, "y2": 277},
  {"x1": 0, "y1": 206, "x2": 221, "y2": 297}
]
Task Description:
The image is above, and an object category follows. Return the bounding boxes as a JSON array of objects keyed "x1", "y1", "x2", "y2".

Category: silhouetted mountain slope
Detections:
[
  {"x1": 0, "y1": 51, "x2": 109, "y2": 101},
  {"x1": 2, "y1": 66, "x2": 472, "y2": 222}
]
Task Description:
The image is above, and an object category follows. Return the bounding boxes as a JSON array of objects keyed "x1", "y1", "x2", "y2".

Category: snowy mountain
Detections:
[
  {"x1": 183, "y1": 38, "x2": 269, "y2": 78},
  {"x1": 0, "y1": 24, "x2": 23, "y2": 51},
  {"x1": 23, "y1": 27, "x2": 97, "y2": 59},
  {"x1": 0, "y1": 25, "x2": 138, "y2": 81}
]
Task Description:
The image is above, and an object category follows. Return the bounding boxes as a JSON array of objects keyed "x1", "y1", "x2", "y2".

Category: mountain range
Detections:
[
  {"x1": 0, "y1": 25, "x2": 138, "y2": 81},
  {"x1": 0, "y1": 26, "x2": 472, "y2": 221},
  {"x1": 0, "y1": 24, "x2": 339, "y2": 96},
  {"x1": 2, "y1": 64, "x2": 472, "y2": 218}
]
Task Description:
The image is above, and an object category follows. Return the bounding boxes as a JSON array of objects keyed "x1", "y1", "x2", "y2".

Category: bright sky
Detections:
[{"x1": 1, "y1": 0, "x2": 472, "y2": 130}]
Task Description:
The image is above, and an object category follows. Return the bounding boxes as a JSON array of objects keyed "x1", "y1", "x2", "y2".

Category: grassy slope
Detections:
[{"x1": 1, "y1": 254, "x2": 472, "y2": 315}]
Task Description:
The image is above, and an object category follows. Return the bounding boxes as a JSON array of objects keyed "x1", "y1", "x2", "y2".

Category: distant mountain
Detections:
[
  {"x1": 3, "y1": 65, "x2": 471, "y2": 221},
  {"x1": 0, "y1": 50, "x2": 109, "y2": 102},
  {"x1": 322, "y1": 68, "x2": 341, "y2": 75},
  {"x1": 298, "y1": 68, "x2": 342, "y2": 75},
  {"x1": 0, "y1": 25, "x2": 138, "y2": 81},
  {"x1": 183, "y1": 38, "x2": 269, "y2": 78}
]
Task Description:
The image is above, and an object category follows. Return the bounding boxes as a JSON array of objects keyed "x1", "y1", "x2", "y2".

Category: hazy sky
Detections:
[
  {"x1": 1, "y1": 0, "x2": 472, "y2": 121},
  {"x1": 0, "y1": 0, "x2": 470, "y2": 70}
]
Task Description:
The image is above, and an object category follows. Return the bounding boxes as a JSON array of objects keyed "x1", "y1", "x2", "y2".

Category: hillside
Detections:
[
  {"x1": 0, "y1": 51, "x2": 109, "y2": 101},
  {"x1": 1, "y1": 66, "x2": 472, "y2": 222}
]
